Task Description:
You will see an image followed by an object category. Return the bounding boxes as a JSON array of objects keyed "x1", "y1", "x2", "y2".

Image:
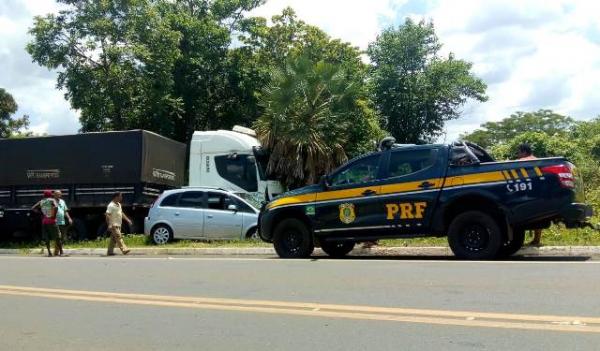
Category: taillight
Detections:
[{"x1": 541, "y1": 164, "x2": 575, "y2": 188}]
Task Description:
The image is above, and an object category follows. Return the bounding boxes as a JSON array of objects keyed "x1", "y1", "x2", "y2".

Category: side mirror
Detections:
[{"x1": 227, "y1": 204, "x2": 238, "y2": 212}]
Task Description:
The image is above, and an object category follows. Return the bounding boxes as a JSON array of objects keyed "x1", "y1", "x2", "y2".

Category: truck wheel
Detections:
[
  {"x1": 448, "y1": 211, "x2": 503, "y2": 260},
  {"x1": 151, "y1": 225, "x2": 173, "y2": 245},
  {"x1": 497, "y1": 229, "x2": 525, "y2": 259},
  {"x1": 66, "y1": 219, "x2": 87, "y2": 241},
  {"x1": 273, "y1": 218, "x2": 314, "y2": 258},
  {"x1": 321, "y1": 241, "x2": 355, "y2": 258}
]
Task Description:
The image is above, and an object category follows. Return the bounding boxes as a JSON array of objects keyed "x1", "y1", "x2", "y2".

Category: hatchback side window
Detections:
[
  {"x1": 159, "y1": 194, "x2": 179, "y2": 207},
  {"x1": 330, "y1": 155, "x2": 381, "y2": 186},
  {"x1": 387, "y1": 149, "x2": 438, "y2": 178},
  {"x1": 207, "y1": 192, "x2": 232, "y2": 211},
  {"x1": 178, "y1": 191, "x2": 205, "y2": 208}
]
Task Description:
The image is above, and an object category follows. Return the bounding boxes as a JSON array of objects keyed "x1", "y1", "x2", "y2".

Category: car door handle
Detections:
[
  {"x1": 362, "y1": 189, "x2": 377, "y2": 196},
  {"x1": 207, "y1": 215, "x2": 213, "y2": 219},
  {"x1": 419, "y1": 181, "x2": 435, "y2": 189},
  {"x1": 174, "y1": 212, "x2": 180, "y2": 216}
]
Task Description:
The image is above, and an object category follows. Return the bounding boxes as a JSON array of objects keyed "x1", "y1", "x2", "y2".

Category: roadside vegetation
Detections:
[{"x1": 3, "y1": 224, "x2": 599, "y2": 251}]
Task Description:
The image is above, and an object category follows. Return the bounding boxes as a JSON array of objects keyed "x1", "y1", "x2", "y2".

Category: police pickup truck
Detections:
[{"x1": 258, "y1": 141, "x2": 593, "y2": 260}]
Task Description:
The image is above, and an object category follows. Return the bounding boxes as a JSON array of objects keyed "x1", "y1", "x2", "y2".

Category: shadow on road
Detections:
[{"x1": 304, "y1": 255, "x2": 594, "y2": 262}]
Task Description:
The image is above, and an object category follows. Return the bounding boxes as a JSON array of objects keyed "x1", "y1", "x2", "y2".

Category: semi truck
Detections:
[
  {"x1": 189, "y1": 126, "x2": 284, "y2": 207},
  {"x1": 0, "y1": 130, "x2": 186, "y2": 240},
  {"x1": 0, "y1": 127, "x2": 284, "y2": 240}
]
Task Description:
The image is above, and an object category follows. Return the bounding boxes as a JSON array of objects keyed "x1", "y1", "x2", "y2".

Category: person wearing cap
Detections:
[
  {"x1": 54, "y1": 190, "x2": 72, "y2": 255},
  {"x1": 31, "y1": 190, "x2": 61, "y2": 257},
  {"x1": 105, "y1": 192, "x2": 132, "y2": 256}
]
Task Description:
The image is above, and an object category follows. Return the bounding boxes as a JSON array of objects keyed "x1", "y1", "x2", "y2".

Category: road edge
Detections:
[{"x1": 1, "y1": 246, "x2": 600, "y2": 257}]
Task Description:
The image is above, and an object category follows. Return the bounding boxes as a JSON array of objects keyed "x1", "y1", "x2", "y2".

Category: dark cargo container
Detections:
[{"x1": 0, "y1": 130, "x2": 186, "y2": 240}]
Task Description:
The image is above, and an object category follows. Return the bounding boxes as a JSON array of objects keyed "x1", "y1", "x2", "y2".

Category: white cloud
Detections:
[
  {"x1": 0, "y1": 0, "x2": 79, "y2": 136},
  {"x1": 250, "y1": 0, "x2": 399, "y2": 49}
]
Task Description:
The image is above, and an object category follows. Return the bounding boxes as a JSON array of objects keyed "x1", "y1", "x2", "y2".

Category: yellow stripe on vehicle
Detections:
[
  {"x1": 511, "y1": 169, "x2": 520, "y2": 180},
  {"x1": 520, "y1": 168, "x2": 529, "y2": 179},
  {"x1": 443, "y1": 171, "x2": 505, "y2": 188},
  {"x1": 380, "y1": 178, "x2": 442, "y2": 195},
  {"x1": 502, "y1": 170, "x2": 512, "y2": 180},
  {"x1": 266, "y1": 193, "x2": 316, "y2": 209},
  {"x1": 534, "y1": 167, "x2": 543, "y2": 177},
  {"x1": 268, "y1": 171, "x2": 505, "y2": 210}
]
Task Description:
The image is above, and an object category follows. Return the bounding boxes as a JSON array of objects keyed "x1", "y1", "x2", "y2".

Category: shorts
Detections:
[{"x1": 42, "y1": 224, "x2": 60, "y2": 241}]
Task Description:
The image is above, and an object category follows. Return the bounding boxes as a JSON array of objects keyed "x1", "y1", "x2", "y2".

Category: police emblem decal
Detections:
[{"x1": 339, "y1": 203, "x2": 356, "y2": 224}]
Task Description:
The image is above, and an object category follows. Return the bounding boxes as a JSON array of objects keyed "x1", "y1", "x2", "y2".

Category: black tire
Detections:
[
  {"x1": 151, "y1": 224, "x2": 173, "y2": 245},
  {"x1": 273, "y1": 218, "x2": 314, "y2": 258},
  {"x1": 66, "y1": 218, "x2": 87, "y2": 241},
  {"x1": 245, "y1": 227, "x2": 259, "y2": 240},
  {"x1": 321, "y1": 241, "x2": 355, "y2": 258},
  {"x1": 448, "y1": 211, "x2": 503, "y2": 260},
  {"x1": 497, "y1": 228, "x2": 525, "y2": 259}
]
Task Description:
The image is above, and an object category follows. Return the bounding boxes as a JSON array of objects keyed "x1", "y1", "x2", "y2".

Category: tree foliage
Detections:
[
  {"x1": 27, "y1": 0, "x2": 264, "y2": 142},
  {"x1": 255, "y1": 56, "x2": 382, "y2": 188},
  {"x1": 0, "y1": 88, "x2": 30, "y2": 138},
  {"x1": 367, "y1": 18, "x2": 487, "y2": 143},
  {"x1": 462, "y1": 109, "x2": 575, "y2": 148}
]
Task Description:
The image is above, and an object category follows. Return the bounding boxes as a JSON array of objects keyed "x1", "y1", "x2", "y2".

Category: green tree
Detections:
[
  {"x1": 27, "y1": 0, "x2": 263, "y2": 142},
  {"x1": 462, "y1": 109, "x2": 575, "y2": 148},
  {"x1": 255, "y1": 56, "x2": 382, "y2": 188},
  {"x1": 367, "y1": 18, "x2": 487, "y2": 143},
  {"x1": 0, "y1": 88, "x2": 30, "y2": 138}
]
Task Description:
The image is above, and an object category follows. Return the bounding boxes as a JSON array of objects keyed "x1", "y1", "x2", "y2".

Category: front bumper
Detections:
[
  {"x1": 258, "y1": 209, "x2": 274, "y2": 243},
  {"x1": 560, "y1": 203, "x2": 594, "y2": 228}
]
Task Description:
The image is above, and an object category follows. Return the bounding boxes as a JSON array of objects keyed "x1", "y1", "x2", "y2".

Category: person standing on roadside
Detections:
[
  {"x1": 105, "y1": 192, "x2": 132, "y2": 256},
  {"x1": 517, "y1": 143, "x2": 542, "y2": 246},
  {"x1": 31, "y1": 190, "x2": 61, "y2": 257},
  {"x1": 54, "y1": 190, "x2": 72, "y2": 255}
]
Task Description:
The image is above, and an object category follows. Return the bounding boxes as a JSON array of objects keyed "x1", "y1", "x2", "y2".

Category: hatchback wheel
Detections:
[{"x1": 152, "y1": 225, "x2": 172, "y2": 245}]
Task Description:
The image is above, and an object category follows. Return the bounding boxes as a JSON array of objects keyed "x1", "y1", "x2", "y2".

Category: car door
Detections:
[
  {"x1": 203, "y1": 191, "x2": 244, "y2": 239},
  {"x1": 175, "y1": 191, "x2": 206, "y2": 238},
  {"x1": 378, "y1": 147, "x2": 444, "y2": 234},
  {"x1": 314, "y1": 153, "x2": 386, "y2": 236}
]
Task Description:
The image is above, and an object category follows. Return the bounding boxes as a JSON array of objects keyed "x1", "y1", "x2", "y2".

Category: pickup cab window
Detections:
[
  {"x1": 330, "y1": 155, "x2": 381, "y2": 186},
  {"x1": 387, "y1": 149, "x2": 438, "y2": 178}
]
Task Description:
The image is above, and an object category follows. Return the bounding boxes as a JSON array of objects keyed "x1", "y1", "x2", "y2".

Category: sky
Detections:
[{"x1": 1, "y1": 0, "x2": 599, "y2": 141}]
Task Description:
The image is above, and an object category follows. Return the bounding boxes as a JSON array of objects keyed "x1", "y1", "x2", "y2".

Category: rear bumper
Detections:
[{"x1": 560, "y1": 203, "x2": 593, "y2": 228}]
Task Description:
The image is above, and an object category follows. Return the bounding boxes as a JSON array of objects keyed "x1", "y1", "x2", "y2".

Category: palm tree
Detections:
[{"x1": 255, "y1": 55, "x2": 366, "y2": 188}]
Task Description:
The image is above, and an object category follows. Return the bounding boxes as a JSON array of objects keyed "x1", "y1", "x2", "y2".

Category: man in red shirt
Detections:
[
  {"x1": 517, "y1": 143, "x2": 542, "y2": 246},
  {"x1": 32, "y1": 190, "x2": 61, "y2": 256}
]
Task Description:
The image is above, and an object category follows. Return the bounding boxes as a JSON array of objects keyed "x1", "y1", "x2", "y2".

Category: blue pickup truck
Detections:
[{"x1": 258, "y1": 141, "x2": 593, "y2": 260}]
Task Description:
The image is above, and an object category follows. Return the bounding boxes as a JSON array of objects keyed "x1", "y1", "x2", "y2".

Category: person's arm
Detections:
[
  {"x1": 66, "y1": 211, "x2": 73, "y2": 225},
  {"x1": 51, "y1": 201, "x2": 57, "y2": 219},
  {"x1": 105, "y1": 204, "x2": 112, "y2": 227},
  {"x1": 31, "y1": 200, "x2": 41, "y2": 211},
  {"x1": 122, "y1": 211, "x2": 133, "y2": 225}
]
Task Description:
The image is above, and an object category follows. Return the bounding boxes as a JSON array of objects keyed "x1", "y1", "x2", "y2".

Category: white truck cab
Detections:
[{"x1": 189, "y1": 126, "x2": 284, "y2": 206}]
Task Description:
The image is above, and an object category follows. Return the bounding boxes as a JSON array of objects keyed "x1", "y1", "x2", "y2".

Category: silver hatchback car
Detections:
[{"x1": 144, "y1": 188, "x2": 259, "y2": 244}]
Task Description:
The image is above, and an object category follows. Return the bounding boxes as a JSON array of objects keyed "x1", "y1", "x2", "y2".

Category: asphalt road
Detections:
[{"x1": 0, "y1": 255, "x2": 599, "y2": 350}]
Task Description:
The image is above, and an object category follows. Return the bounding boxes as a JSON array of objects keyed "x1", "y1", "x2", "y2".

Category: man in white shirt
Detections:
[{"x1": 105, "y1": 192, "x2": 132, "y2": 256}]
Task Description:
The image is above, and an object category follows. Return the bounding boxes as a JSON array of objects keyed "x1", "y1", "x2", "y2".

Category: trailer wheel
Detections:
[
  {"x1": 66, "y1": 219, "x2": 87, "y2": 241},
  {"x1": 448, "y1": 211, "x2": 503, "y2": 260},
  {"x1": 151, "y1": 225, "x2": 172, "y2": 245}
]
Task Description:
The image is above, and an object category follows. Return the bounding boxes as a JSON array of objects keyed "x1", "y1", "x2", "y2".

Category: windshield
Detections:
[{"x1": 252, "y1": 146, "x2": 278, "y2": 181}]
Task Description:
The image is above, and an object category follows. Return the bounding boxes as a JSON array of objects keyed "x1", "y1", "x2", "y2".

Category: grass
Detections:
[{"x1": 2, "y1": 223, "x2": 600, "y2": 250}]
